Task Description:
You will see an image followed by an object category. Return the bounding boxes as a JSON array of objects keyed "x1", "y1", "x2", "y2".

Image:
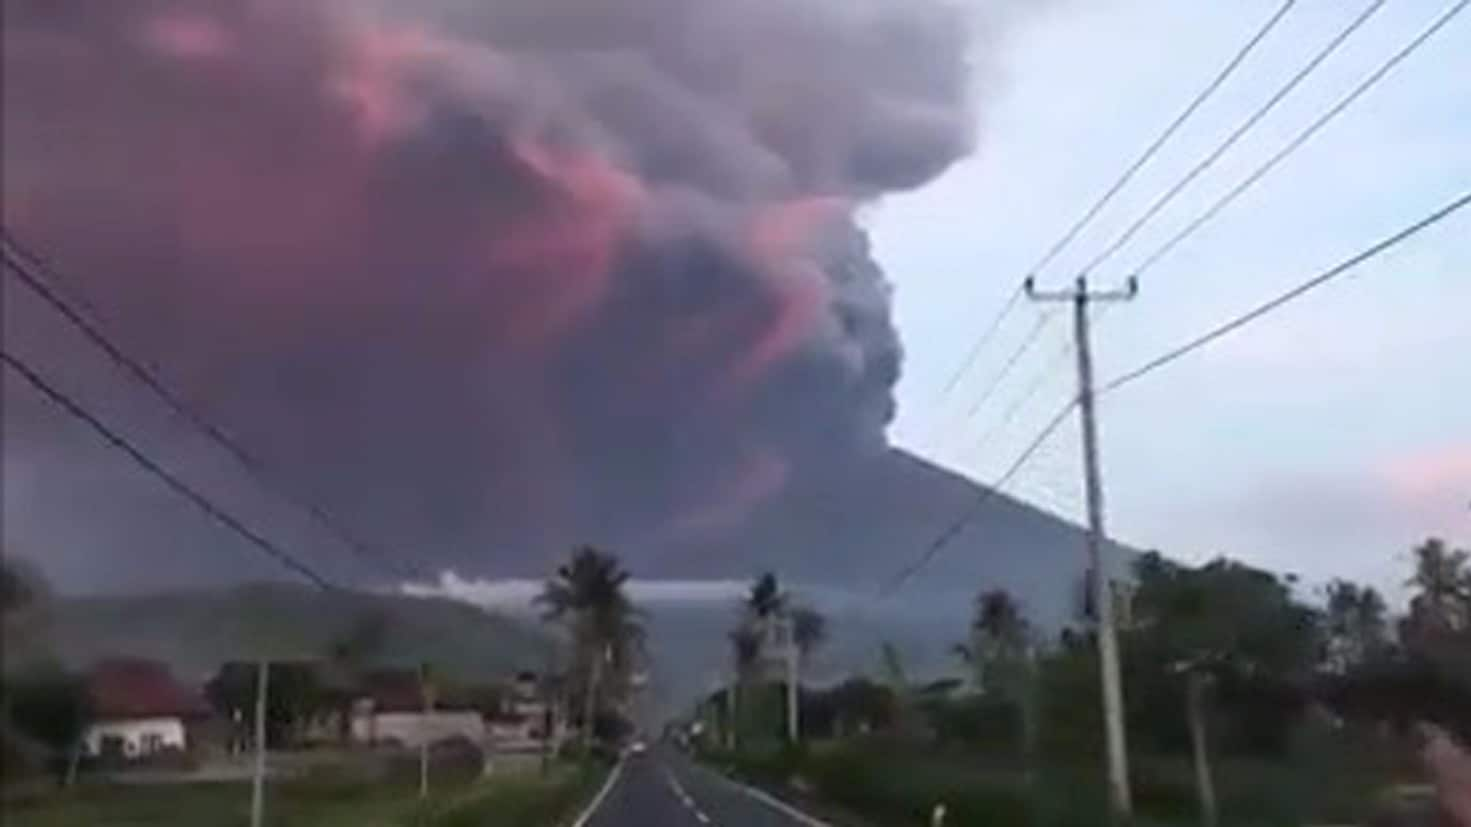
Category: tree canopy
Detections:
[{"x1": 536, "y1": 546, "x2": 643, "y2": 742}]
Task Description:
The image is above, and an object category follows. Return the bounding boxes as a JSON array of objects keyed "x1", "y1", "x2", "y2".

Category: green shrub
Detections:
[{"x1": 802, "y1": 740, "x2": 1033, "y2": 826}]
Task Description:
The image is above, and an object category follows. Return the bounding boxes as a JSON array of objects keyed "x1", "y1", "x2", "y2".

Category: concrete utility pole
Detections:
[
  {"x1": 1026, "y1": 274, "x2": 1136, "y2": 821},
  {"x1": 1185, "y1": 671, "x2": 1218, "y2": 827},
  {"x1": 250, "y1": 660, "x2": 270, "y2": 827},
  {"x1": 726, "y1": 666, "x2": 737, "y2": 749},
  {"x1": 419, "y1": 662, "x2": 435, "y2": 800},
  {"x1": 784, "y1": 612, "x2": 799, "y2": 743}
]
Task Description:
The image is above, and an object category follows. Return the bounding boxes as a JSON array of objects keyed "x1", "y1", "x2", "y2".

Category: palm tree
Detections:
[
  {"x1": 2, "y1": 561, "x2": 31, "y2": 617},
  {"x1": 1323, "y1": 580, "x2": 1388, "y2": 671},
  {"x1": 965, "y1": 589, "x2": 1031, "y2": 681},
  {"x1": 791, "y1": 606, "x2": 826, "y2": 658},
  {"x1": 1405, "y1": 538, "x2": 1470, "y2": 633},
  {"x1": 746, "y1": 572, "x2": 786, "y2": 620},
  {"x1": 2, "y1": 557, "x2": 52, "y2": 672},
  {"x1": 537, "y1": 546, "x2": 643, "y2": 753},
  {"x1": 956, "y1": 589, "x2": 1037, "y2": 765},
  {"x1": 2, "y1": 556, "x2": 48, "y2": 625},
  {"x1": 734, "y1": 573, "x2": 824, "y2": 743}
]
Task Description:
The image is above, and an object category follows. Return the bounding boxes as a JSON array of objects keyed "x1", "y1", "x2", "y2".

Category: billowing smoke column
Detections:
[{"x1": 2, "y1": 0, "x2": 976, "y2": 578}]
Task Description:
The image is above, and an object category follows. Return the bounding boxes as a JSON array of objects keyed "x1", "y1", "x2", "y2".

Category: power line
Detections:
[
  {"x1": 925, "y1": 308, "x2": 1058, "y2": 455},
  {"x1": 961, "y1": 303, "x2": 1123, "y2": 466},
  {"x1": 961, "y1": 309, "x2": 1057, "y2": 422},
  {"x1": 2, "y1": 235, "x2": 107, "y2": 324},
  {"x1": 937, "y1": 284, "x2": 1024, "y2": 397},
  {"x1": 1075, "y1": 0, "x2": 1390, "y2": 280},
  {"x1": 1102, "y1": 189, "x2": 1471, "y2": 395},
  {"x1": 880, "y1": 397, "x2": 1079, "y2": 597},
  {"x1": 1125, "y1": 0, "x2": 1471, "y2": 283},
  {"x1": 927, "y1": 2, "x2": 1295, "y2": 420},
  {"x1": 884, "y1": 188, "x2": 1470, "y2": 600},
  {"x1": 1025, "y1": 0, "x2": 1299, "y2": 283},
  {"x1": 883, "y1": 186, "x2": 1470, "y2": 598},
  {"x1": 2, "y1": 350, "x2": 336, "y2": 590},
  {"x1": 2, "y1": 235, "x2": 422, "y2": 581},
  {"x1": 879, "y1": 0, "x2": 1463, "y2": 614},
  {"x1": 964, "y1": 335, "x2": 1074, "y2": 465}
]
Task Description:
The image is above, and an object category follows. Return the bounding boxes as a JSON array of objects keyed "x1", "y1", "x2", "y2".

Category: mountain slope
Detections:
[
  {"x1": 626, "y1": 448, "x2": 1137, "y2": 714},
  {"x1": 647, "y1": 448, "x2": 1129, "y2": 622},
  {"x1": 29, "y1": 583, "x2": 551, "y2": 683}
]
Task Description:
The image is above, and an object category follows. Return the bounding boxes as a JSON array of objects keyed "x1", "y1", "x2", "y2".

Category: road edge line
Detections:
[
  {"x1": 570, "y1": 759, "x2": 625, "y2": 827},
  {"x1": 691, "y1": 761, "x2": 831, "y2": 827},
  {"x1": 733, "y1": 780, "x2": 831, "y2": 827}
]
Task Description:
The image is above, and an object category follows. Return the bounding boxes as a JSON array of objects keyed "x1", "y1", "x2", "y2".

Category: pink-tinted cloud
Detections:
[
  {"x1": 1382, "y1": 445, "x2": 1471, "y2": 500},
  {"x1": 141, "y1": 12, "x2": 234, "y2": 59}
]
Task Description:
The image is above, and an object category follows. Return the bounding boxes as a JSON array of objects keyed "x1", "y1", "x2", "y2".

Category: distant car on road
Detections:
[{"x1": 628, "y1": 740, "x2": 647, "y2": 755}]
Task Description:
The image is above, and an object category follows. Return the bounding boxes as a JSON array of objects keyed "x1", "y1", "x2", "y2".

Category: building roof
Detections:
[
  {"x1": 214, "y1": 659, "x2": 358, "y2": 695},
  {"x1": 88, "y1": 658, "x2": 210, "y2": 720},
  {"x1": 358, "y1": 668, "x2": 428, "y2": 713},
  {"x1": 355, "y1": 669, "x2": 505, "y2": 715}
]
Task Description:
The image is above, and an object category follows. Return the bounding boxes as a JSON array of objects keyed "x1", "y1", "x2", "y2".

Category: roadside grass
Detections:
[
  {"x1": 0, "y1": 760, "x2": 608, "y2": 827},
  {"x1": 700, "y1": 733, "x2": 1411, "y2": 827},
  {"x1": 420, "y1": 761, "x2": 608, "y2": 827}
]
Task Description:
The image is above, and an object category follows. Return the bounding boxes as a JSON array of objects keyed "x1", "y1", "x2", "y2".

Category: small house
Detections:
[
  {"x1": 349, "y1": 668, "x2": 486, "y2": 749},
  {"x1": 487, "y1": 671, "x2": 565, "y2": 752},
  {"x1": 82, "y1": 658, "x2": 210, "y2": 762}
]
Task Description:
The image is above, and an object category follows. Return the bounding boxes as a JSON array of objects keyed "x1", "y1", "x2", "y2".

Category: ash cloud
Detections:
[{"x1": 2, "y1": 0, "x2": 980, "y2": 586}]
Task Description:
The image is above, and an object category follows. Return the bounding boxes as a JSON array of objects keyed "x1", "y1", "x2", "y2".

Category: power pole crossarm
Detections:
[
  {"x1": 1026, "y1": 275, "x2": 1135, "y2": 822},
  {"x1": 1023, "y1": 275, "x2": 1137, "y2": 303}
]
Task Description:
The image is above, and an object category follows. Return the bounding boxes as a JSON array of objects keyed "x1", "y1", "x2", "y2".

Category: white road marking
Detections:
[
  {"x1": 571, "y1": 760, "x2": 625, "y2": 827},
  {"x1": 689, "y1": 761, "x2": 831, "y2": 827},
  {"x1": 664, "y1": 765, "x2": 716, "y2": 825}
]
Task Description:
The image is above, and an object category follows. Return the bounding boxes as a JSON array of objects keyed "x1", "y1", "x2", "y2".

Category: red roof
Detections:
[{"x1": 88, "y1": 658, "x2": 209, "y2": 720}]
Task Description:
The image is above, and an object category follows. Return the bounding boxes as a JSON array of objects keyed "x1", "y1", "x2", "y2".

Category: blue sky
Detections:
[{"x1": 873, "y1": 0, "x2": 1471, "y2": 600}]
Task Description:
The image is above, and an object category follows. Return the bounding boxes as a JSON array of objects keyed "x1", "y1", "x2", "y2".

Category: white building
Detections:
[
  {"x1": 348, "y1": 668, "x2": 488, "y2": 749},
  {"x1": 350, "y1": 702, "x2": 486, "y2": 749},
  {"x1": 83, "y1": 717, "x2": 187, "y2": 759},
  {"x1": 487, "y1": 671, "x2": 565, "y2": 752},
  {"x1": 82, "y1": 659, "x2": 208, "y2": 761}
]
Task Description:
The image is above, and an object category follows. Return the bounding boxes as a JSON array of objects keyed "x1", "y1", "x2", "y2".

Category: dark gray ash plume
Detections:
[{"x1": 1, "y1": 0, "x2": 993, "y2": 588}]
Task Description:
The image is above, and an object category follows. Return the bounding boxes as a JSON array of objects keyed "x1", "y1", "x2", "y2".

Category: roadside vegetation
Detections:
[
  {"x1": 691, "y1": 539, "x2": 1470, "y2": 826},
  {"x1": 0, "y1": 760, "x2": 607, "y2": 827},
  {"x1": 1, "y1": 545, "x2": 633, "y2": 827}
]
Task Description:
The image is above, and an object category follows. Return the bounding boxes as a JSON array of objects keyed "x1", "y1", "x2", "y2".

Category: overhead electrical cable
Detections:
[
  {"x1": 924, "y1": 2, "x2": 1299, "y2": 443},
  {"x1": 1103, "y1": 189, "x2": 1471, "y2": 394},
  {"x1": 1124, "y1": 0, "x2": 1471, "y2": 284},
  {"x1": 880, "y1": 397, "x2": 1079, "y2": 597},
  {"x1": 881, "y1": 188, "x2": 1471, "y2": 598},
  {"x1": 1026, "y1": 0, "x2": 1301, "y2": 282},
  {"x1": 2, "y1": 350, "x2": 337, "y2": 590},
  {"x1": 2, "y1": 235, "x2": 423, "y2": 582},
  {"x1": 1075, "y1": 0, "x2": 1391, "y2": 279}
]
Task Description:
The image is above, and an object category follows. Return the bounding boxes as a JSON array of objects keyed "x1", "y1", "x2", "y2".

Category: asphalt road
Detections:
[{"x1": 580, "y1": 747, "x2": 826, "y2": 827}]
